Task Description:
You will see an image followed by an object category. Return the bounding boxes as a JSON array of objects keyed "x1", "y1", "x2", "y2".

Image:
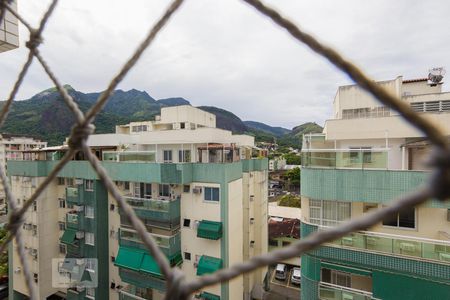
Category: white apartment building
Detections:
[
  {"x1": 0, "y1": 134, "x2": 46, "y2": 209},
  {"x1": 0, "y1": 0, "x2": 19, "y2": 53},
  {"x1": 300, "y1": 75, "x2": 450, "y2": 300},
  {"x1": 8, "y1": 105, "x2": 268, "y2": 300}
]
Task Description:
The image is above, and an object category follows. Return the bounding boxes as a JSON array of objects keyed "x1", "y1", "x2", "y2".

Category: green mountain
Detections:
[
  {"x1": 0, "y1": 86, "x2": 321, "y2": 148},
  {"x1": 243, "y1": 121, "x2": 291, "y2": 136}
]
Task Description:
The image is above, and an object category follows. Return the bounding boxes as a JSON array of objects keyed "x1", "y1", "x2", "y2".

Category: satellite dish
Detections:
[{"x1": 428, "y1": 67, "x2": 446, "y2": 85}]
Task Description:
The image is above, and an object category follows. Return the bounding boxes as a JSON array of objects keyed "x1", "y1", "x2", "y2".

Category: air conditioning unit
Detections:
[
  {"x1": 75, "y1": 179, "x2": 83, "y2": 185},
  {"x1": 439, "y1": 252, "x2": 450, "y2": 262},
  {"x1": 76, "y1": 259, "x2": 85, "y2": 265},
  {"x1": 193, "y1": 187, "x2": 202, "y2": 194},
  {"x1": 250, "y1": 241, "x2": 255, "y2": 247},
  {"x1": 400, "y1": 242, "x2": 416, "y2": 252},
  {"x1": 74, "y1": 205, "x2": 84, "y2": 212},
  {"x1": 250, "y1": 218, "x2": 255, "y2": 224},
  {"x1": 76, "y1": 286, "x2": 85, "y2": 292},
  {"x1": 76, "y1": 231, "x2": 84, "y2": 239},
  {"x1": 250, "y1": 195, "x2": 255, "y2": 202}
]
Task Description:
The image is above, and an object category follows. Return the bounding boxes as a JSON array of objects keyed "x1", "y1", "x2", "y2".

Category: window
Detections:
[
  {"x1": 183, "y1": 219, "x2": 191, "y2": 227},
  {"x1": 163, "y1": 150, "x2": 173, "y2": 163},
  {"x1": 66, "y1": 178, "x2": 74, "y2": 186},
  {"x1": 269, "y1": 239, "x2": 278, "y2": 247},
  {"x1": 57, "y1": 177, "x2": 65, "y2": 185},
  {"x1": 322, "y1": 268, "x2": 351, "y2": 288},
  {"x1": 59, "y1": 198, "x2": 66, "y2": 208},
  {"x1": 85, "y1": 206, "x2": 94, "y2": 218},
  {"x1": 59, "y1": 243, "x2": 66, "y2": 254},
  {"x1": 85, "y1": 232, "x2": 95, "y2": 246},
  {"x1": 85, "y1": 180, "x2": 94, "y2": 191},
  {"x1": 124, "y1": 181, "x2": 130, "y2": 192},
  {"x1": 178, "y1": 150, "x2": 191, "y2": 163},
  {"x1": 180, "y1": 122, "x2": 185, "y2": 129},
  {"x1": 204, "y1": 187, "x2": 219, "y2": 202},
  {"x1": 32, "y1": 200, "x2": 37, "y2": 212},
  {"x1": 309, "y1": 199, "x2": 351, "y2": 226},
  {"x1": 58, "y1": 222, "x2": 65, "y2": 231},
  {"x1": 159, "y1": 184, "x2": 170, "y2": 197},
  {"x1": 382, "y1": 207, "x2": 415, "y2": 229},
  {"x1": 183, "y1": 185, "x2": 190, "y2": 193},
  {"x1": 184, "y1": 252, "x2": 191, "y2": 261},
  {"x1": 33, "y1": 273, "x2": 38, "y2": 283}
]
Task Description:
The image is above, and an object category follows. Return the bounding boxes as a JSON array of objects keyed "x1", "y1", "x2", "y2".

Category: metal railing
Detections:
[
  {"x1": 0, "y1": 0, "x2": 449, "y2": 299},
  {"x1": 319, "y1": 282, "x2": 379, "y2": 300}
]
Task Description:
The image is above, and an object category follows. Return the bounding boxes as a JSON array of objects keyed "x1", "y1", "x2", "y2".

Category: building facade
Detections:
[
  {"x1": 0, "y1": 0, "x2": 19, "y2": 53},
  {"x1": 7, "y1": 106, "x2": 268, "y2": 300},
  {"x1": 0, "y1": 134, "x2": 47, "y2": 210},
  {"x1": 300, "y1": 76, "x2": 450, "y2": 299}
]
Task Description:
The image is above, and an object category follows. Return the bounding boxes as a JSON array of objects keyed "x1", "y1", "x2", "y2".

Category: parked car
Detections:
[
  {"x1": 291, "y1": 267, "x2": 301, "y2": 285},
  {"x1": 275, "y1": 263, "x2": 287, "y2": 280}
]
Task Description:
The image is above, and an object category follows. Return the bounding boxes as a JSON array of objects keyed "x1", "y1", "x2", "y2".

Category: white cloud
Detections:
[{"x1": 1, "y1": 0, "x2": 450, "y2": 129}]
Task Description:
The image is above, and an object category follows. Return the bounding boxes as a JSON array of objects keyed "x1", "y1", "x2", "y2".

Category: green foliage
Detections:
[
  {"x1": 284, "y1": 153, "x2": 301, "y2": 165},
  {"x1": 0, "y1": 228, "x2": 8, "y2": 277},
  {"x1": 278, "y1": 194, "x2": 301, "y2": 208},
  {"x1": 285, "y1": 167, "x2": 300, "y2": 186}
]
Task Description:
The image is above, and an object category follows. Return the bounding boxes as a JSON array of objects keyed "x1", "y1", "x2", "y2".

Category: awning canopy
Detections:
[
  {"x1": 196, "y1": 255, "x2": 223, "y2": 276},
  {"x1": 140, "y1": 253, "x2": 162, "y2": 277},
  {"x1": 60, "y1": 229, "x2": 76, "y2": 245},
  {"x1": 114, "y1": 247, "x2": 144, "y2": 271},
  {"x1": 197, "y1": 220, "x2": 222, "y2": 240},
  {"x1": 200, "y1": 291, "x2": 221, "y2": 300}
]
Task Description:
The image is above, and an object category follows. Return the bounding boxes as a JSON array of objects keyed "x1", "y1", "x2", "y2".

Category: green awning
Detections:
[
  {"x1": 196, "y1": 255, "x2": 223, "y2": 276},
  {"x1": 114, "y1": 247, "x2": 144, "y2": 271},
  {"x1": 197, "y1": 220, "x2": 222, "y2": 240},
  {"x1": 200, "y1": 292, "x2": 220, "y2": 300},
  {"x1": 60, "y1": 229, "x2": 76, "y2": 245},
  {"x1": 140, "y1": 253, "x2": 162, "y2": 277},
  {"x1": 321, "y1": 262, "x2": 372, "y2": 277}
]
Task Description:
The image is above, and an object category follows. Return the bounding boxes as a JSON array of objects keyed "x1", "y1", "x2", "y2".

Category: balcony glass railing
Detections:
[
  {"x1": 124, "y1": 196, "x2": 175, "y2": 212},
  {"x1": 301, "y1": 149, "x2": 388, "y2": 169},
  {"x1": 319, "y1": 282, "x2": 379, "y2": 300},
  {"x1": 119, "y1": 228, "x2": 181, "y2": 257},
  {"x1": 303, "y1": 221, "x2": 450, "y2": 263},
  {"x1": 103, "y1": 151, "x2": 156, "y2": 163}
]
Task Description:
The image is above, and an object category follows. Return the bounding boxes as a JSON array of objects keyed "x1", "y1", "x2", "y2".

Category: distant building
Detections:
[
  {"x1": 8, "y1": 106, "x2": 268, "y2": 300},
  {"x1": 268, "y1": 158, "x2": 286, "y2": 171},
  {"x1": 0, "y1": 134, "x2": 46, "y2": 209},
  {"x1": 301, "y1": 75, "x2": 450, "y2": 299},
  {"x1": 0, "y1": 0, "x2": 19, "y2": 53}
]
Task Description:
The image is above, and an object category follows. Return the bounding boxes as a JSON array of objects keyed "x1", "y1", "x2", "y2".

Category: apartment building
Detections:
[
  {"x1": 7, "y1": 105, "x2": 268, "y2": 300},
  {"x1": 0, "y1": 134, "x2": 47, "y2": 209},
  {"x1": 0, "y1": 0, "x2": 19, "y2": 53},
  {"x1": 300, "y1": 76, "x2": 450, "y2": 299}
]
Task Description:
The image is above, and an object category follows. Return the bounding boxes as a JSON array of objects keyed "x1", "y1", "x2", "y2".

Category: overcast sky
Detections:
[{"x1": 1, "y1": 0, "x2": 449, "y2": 129}]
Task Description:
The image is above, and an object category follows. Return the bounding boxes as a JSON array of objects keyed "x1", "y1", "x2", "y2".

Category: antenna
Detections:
[{"x1": 428, "y1": 67, "x2": 446, "y2": 85}]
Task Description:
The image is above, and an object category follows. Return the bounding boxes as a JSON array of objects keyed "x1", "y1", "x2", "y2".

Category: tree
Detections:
[
  {"x1": 278, "y1": 194, "x2": 301, "y2": 208},
  {"x1": 0, "y1": 228, "x2": 8, "y2": 277},
  {"x1": 285, "y1": 167, "x2": 300, "y2": 186},
  {"x1": 284, "y1": 153, "x2": 301, "y2": 165}
]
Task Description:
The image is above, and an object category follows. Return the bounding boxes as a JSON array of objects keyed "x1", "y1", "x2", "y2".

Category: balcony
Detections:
[
  {"x1": 121, "y1": 196, "x2": 180, "y2": 229},
  {"x1": 66, "y1": 212, "x2": 84, "y2": 231},
  {"x1": 319, "y1": 282, "x2": 379, "y2": 300},
  {"x1": 301, "y1": 149, "x2": 388, "y2": 169},
  {"x1": 118, "y1": 265, "x2": 166, "y2": 292},
  {"x1": 119, "y1": 228, "x2": 181, "y2": 262},
  {"x1": 103, "y1": 151, "x2": 156, "y2": 163},
  {"x1": 118, "y1": 286, "x2": 151, "y2": 300},
  {"x1": 303, "y1": 221, "x2": 450, "y2": 264},
  {"x1": 66, "y1": 186, "x2": 84, "y2": 205}
]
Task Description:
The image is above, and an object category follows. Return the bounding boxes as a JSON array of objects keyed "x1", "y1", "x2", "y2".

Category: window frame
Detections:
[
  {"x1": 382, "y1": 206, "x2": 416, "y2": 229},
  {"x1": 309, "y1": 199, "x2": 351, "y2": 226},
  {"x1": 204, "y1": 187, "x2": 220, "y2": 202},
  {"x1": 85, "y1": 232, "x2": 95, "y2": 246},
  {"x1": 85, "y1": 179, "x2": 94, "y2": 191}
]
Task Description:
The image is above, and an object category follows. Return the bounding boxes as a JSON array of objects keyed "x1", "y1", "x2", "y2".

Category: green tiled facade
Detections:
[
  {"x1": 301, "y1": 167, "x2": 449, "y2": 208},
  {"x1": 300, "y1": 222, "x2": 450, "y2": 299}
]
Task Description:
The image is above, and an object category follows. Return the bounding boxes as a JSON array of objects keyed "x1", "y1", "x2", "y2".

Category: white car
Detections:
[
  {"x1": 291, "y1": 267, "x2": 301, "y2": 285},
  {"x1": 275, "y1": 263, "x2": 287, "y2": 280}
]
